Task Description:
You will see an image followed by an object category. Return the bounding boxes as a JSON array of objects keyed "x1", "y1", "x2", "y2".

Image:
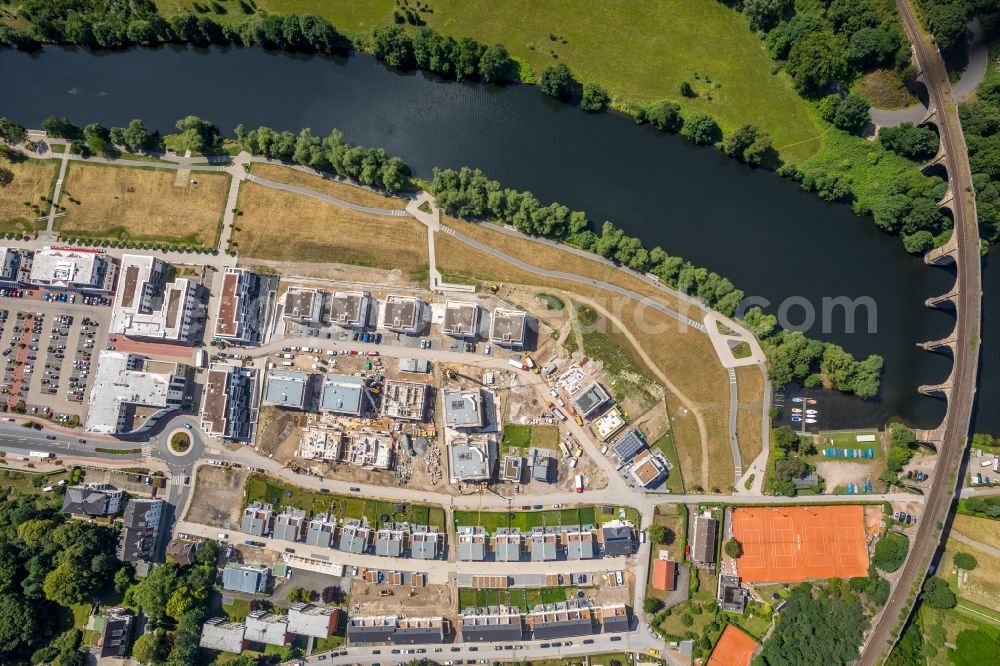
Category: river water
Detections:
[{"x1": 2, "y1": 45, "x2": 994, "y2": 433}]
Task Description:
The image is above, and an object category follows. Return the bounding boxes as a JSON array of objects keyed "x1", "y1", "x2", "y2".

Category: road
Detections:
[{"x1": 858, "y1": 2, "x2": 983, "y2": 663}]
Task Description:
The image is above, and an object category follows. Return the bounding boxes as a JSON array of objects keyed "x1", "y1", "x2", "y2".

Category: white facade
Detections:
[
  {"x1": 29, "y1": 247, "x2": 114, "y2": 291},
  {"x1": 111, "y1": 255, "x2": 199, "y2": 341}
]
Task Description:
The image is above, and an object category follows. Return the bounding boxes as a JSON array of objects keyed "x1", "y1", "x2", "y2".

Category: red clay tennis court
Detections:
[
  {"x1": 732, "y1": 505, "x2": 869, "y2": 583},
  {"x1": 708, "y1": 625, "x2": 759, "y2": 666}
]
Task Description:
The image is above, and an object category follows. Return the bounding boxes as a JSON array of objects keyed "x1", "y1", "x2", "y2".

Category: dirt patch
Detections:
[
  {"x1": 256, "y1": 406, "x2": 305, "y2": 462},
  {"x1": 350, "y1": 581, "x2": 455, "y2": 619},
  {"x1": 814, "y1": 460, "x2": 881, "y2": 493},
  {"x1": 57, "y1": 162, "x2": 229, "y2": 246},
  {"x1": 853, "y1": 69, "x2": 917, "y2": 110},
  {"x1": 186, "y1": 465, "x2": 249, "y2": 529}
]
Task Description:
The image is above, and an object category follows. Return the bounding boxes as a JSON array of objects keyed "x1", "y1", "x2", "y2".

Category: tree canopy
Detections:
[{"x1": 756, "y1": 586, "x2": 867, "y2": 666}]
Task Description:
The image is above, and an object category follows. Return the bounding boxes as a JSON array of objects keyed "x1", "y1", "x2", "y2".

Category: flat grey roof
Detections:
[
  {"x1": 320, "y1": 374, "x2": 365, "y2": 415},
  {"x1": 264, "y1": 370, "x2": 309, "y2": 408},
  {"x1": 490, "y1": 308, "x2": 527, "y2": 345},
  {"x1": 442, "y1": 388, "x2": 484, "y2": 429},
  {"x1": 573, "y1": 382, "x2": 612, "y2": 418}
]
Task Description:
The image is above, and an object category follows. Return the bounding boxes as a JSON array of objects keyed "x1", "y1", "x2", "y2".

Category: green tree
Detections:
[
  {"x1": 926, "y1": 2, "x2": 969, "y2": 51},
  {"x1": 724, "y1": 537, "x2": 743, "y2": 558},
  {"x1": 743, "y1": 0, "x2": 788, "y2": 33},
  {"x1": 644, "y1": 597, "x2": 664, "y2": 613},
  {"x1": 132, "y1": 562, "x2": 182, "y2": 622},
  {"x1": 478, "y1": 44, "x2": 514, "y2": 83},
  {"x1": 647, "y1": 100, "x2": 683, "y2": 132},
  {"x1": 43, "y1": 562, "x2": 92, "y2": 606},
  {"x1": 581, "y1": 82, "x2": 610, "y2": 112},
  {"x1": 41, "y1": 115, "x2": 81, "y2": 140},
  {"x1": 0, "y1": 118, "x2": 26, "y2": 145},
  {"x1": 0, "y1": 593, "x2": 36, "y2": 657},
  {"x1": 872, "y1": 532, "x2": 909, "y2": 573},
  {"x1": 951, "y1": 629, "x2": 1000, "y2": 666},
  {"x1": 369, "y1": 25, "x2": 413, "y2": 68},
  {"x1": 921, "y1": 577, "x2": 956, "y2": 609},
  {"x1": 15, "y1": 519, "x2": 53, "y2": 548},
  {"x1": 132, "y1": 631, "x2": 169, "y2": 665},
  {"x1": 679, "y1": 613, "x2": 694, "y2": 627},
  {"x1": 880, "y1": 123, "x2": 939, "y2": 160},
  {"x1": 682, "y1": 114, "x2": 721, "y2": 145},
  {"x1": 757, "y1": 586, "x2": 866, "y2": 665},
  {"x1": 831, "y1": 95, "x2": 871, "y2": 134},
  {"x1": 539, "y1": 63, "x2": 576, "y2": 100},
  {"x1": 787, "y1": 31, "x2": 846, "y2": 97},
  {"x1": 953, "y1": 551, "x2": 978, "y2": 570}
]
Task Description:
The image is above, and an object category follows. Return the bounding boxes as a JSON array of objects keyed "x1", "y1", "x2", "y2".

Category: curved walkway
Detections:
[
  {"x1": 950, "y1": 529, "x2": 1000, "y2": 559},
  {"x1": 870, "y1": 19, "x2": 988, "y2": 127},
  {"x1": 246, "y1": 173, "x2": 409, "y2": 217}
]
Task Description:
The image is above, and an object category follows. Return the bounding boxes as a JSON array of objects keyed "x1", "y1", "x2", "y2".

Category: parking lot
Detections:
[{"x1": 0, "y1": 292, "x2": 112, "y2": 422}]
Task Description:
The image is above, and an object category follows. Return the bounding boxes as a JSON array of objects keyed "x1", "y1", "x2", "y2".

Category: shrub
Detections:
[
  {"x1": 872, "y1": 532, "x2": 908, "y2": 572},
  {"x1": 580, "y1": 82, "x2": 610, "y2": 112},
  {"x1": 953, "y1": 552, "x2": 977, "y2": 570}
]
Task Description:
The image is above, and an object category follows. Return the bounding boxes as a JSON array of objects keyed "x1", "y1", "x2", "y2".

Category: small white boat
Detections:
[
  {"x1": 792, "y1": 397, "x2": 804, "y2": 403},
  {"x1": 805, "y1": 418, "x2": 817, "y2": 424},
  {"x1": 791, "y1": 408, "x2": 802, "y2": 413},
  {"x1": 806, "y1": 409, "x2": 818, "y2": 415}
]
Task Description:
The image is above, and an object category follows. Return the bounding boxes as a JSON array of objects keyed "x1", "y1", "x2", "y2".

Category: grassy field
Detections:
[
  {"x1": 851, "y1": 68, "x2": 917, "y2": 109},
  {"x1": 56, "y1": 163, "x2": 229, "y2": 246},
  {"x1": 919, "y1": 603, "x2": 1000, "y2": 666},
  {"x1": 645, "y1": 506, "x2": 687, "y2": 605},
  {"x1": 454, "y1": 505, "x2": 600, "y2": 532},
  {"x1": 233, "y1": 182, "x2": 427, "y2": 268},
  {"x1": 244, "y1": 474, "x2": 446, "y2": 530},
  {"x1": 651, "y1": 432, "x2": 684, "y2": 494},
  {"x1": 502, "y1": 423, "x2": 559, "y2": 450},
  {"x1": 943, "y1": 536, "x2": 1000, "y2": 613},
  {"x1": 156, "y1": 0, "x2": 821, "y2": 164},
  {"x1": 250, "y1": 163, "x2": 410, "y2": 210},
  {"x1": 0, "y1": 158, "x2": 58, "y2": 234},
  {"x1": 811, "y1": 429, "x2": 883, "y2": 462},
  {"x1": 435, "y1": 218, "x2": 739, "y2": 492},
  {"x1": 458, "y1": 586, "x2": 582, "y2": 611},
  {"x1": 735, "y1": 365, "x2": 764, "y2": 466}
]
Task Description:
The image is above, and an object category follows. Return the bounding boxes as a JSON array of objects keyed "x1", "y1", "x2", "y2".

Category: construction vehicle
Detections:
[
  {"x1": 488, "y1": 284, "x2": 499, "y2": 293},
  {"x1": 574, "y1": 415, "x2": 584, "y2": 426}
]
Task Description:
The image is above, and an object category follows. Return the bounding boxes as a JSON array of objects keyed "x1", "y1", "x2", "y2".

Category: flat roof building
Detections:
[
  {"x1": 263, "y1": 369, "x2": 309, "y2": 410},
  {"x1": 200, "y1": 618, "x2": 248, "y2": 654},
  {"x1": 327, "y1": 290, "x2": 372, "y2": 329},
  {"x1": 461, "y1": 607, "x2": 524, "y2": 642},
  {"x1": 214, "y1": 267, "x2": 276, "y2": 345},
  {"x1": 399, "y1": 357, "x2": 431, "y2": 373},
  {"x1": 573, "y1": 382, "x2": 612, "y2": 419},
  {"x1": 29, "y1": 246, "x2": 114, "y2": 291},
  {"x1": 284, "y1": 287, "x2": 324, "y2": 324},
  {"x1": 489, "y1": 307, "x2": 528, "y2": 348},
  {"x1": 442, "y1": 388, "x2": 485, "y2": 430},
  {"x1": 305, "y1": 512, "x2": 338, "y2": 548},
  {"x1": 297, "y1": 427, "x2": 345, "y2": 462},
  {"x1": 628, "y1": 449, "x2": 669, "y2": 489},
  {"x1": 63, "y1": 483, "x2": 123, "y2": 517},
  {"x1": 492, "y1": 528, "x2": 524, "y2": 562},
  {"x1": 457, "y1": 526, "x2": 487, "y2": 562},
  {"x1": 595, "y1": 407, "x2": 626, "y2": 441},
  {"x1": 111, "y1": 254, "x2": 198, "y2": 341},
  {"x1": 0, "y1": 247, "x2": 25, "y2": 284},
  {"x1": 320, "y1": 373, "x2": 366, "y2": 416},
  {"x1": 448, "y1": 434, "x2": 497, "y2": 483},
  {"x1": 241, "y1": 501, "x2": 274, "y2": 537},
  {"x1": 381, "y1": 380, "x2": 429, "y2": 421},
  {"x1": 442, "y1": 300, "x2": 479, "y2": 338},
  {"x1": 272, "y1": 507, "x2": 307, "y2": 542},
  {"x1": 85, "y1": 351, "x2": 186, "y2": 434},
  {"x1": 600, "y1": 604, "x2": 631, "y2": 634},
  {"x1": 245, "y1": 611, "x2": 289, "y2": 646},
  {"x1": 117, "y1": 498, "x2": 163, "y2": 563},
  {"x1": 287, "y1": 604, "x2": 340, "y2": 639},
  {"x1": 530, "y1": 447, "x2": 556, "y2": 483},
  {"x1": 381, "y1": 294, "x2": 423, "y2": 334},
  {"x1": 222, "y1": 562, "x2": 270, "y2": 594},
  {"x1": 718, "y1": 574, "x2": 748, "y2": 614},
  {"x1": 201, "y1": 363, "x2": 259, "y2": 443},
  {"x1": 692, "y1": 515, "x2": 718, "y2": 566},
  {"x1": 611, "y1": 429, "x2": 646, "y2": 463},
  {"x1": 500, "y1": 454, "x2": 523, "y2": 483}
]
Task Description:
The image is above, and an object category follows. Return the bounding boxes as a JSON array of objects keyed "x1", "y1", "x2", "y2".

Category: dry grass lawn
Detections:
[
  {"x1": 952, "y1": 515, "x2": 1000, "y2": 551},
  {"x1": 0, "y1": 158, "x2": 58, "y2": 233},
  {"x1": 736, "y1": 365, "x2": 765, "y2": 465},
  {"x1": 251, "y1": 163, "x2": 409, "y2": 210},
  {"x1": 57, "y1": 163, "x2": 229, "y2": 246},
  {"x1": 233, "y1": 182, "x2": 427, "y2": 270},
  {"x1": 436, "y1": 229, "x2": 738, "y2": 492}
]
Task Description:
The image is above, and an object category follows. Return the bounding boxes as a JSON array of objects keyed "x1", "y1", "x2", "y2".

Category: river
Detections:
[{"x1": 2, "y1": 44, "x2": 993, "y2": 433}]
